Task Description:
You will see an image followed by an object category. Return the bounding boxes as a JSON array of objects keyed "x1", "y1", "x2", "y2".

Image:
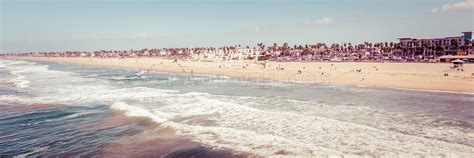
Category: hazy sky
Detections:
[{"x1": 1, "y1": 0, "x2": 473, "y2": 52}]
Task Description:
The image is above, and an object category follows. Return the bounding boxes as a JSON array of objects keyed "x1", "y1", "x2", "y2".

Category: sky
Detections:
[{"x1": 1, "y1": 0, "x2": 473, "y2": 53}]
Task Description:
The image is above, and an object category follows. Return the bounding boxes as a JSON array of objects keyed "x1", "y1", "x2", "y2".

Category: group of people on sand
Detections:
[{"x1": 276, "y1": 64, "x2": 284, "y2": 70}]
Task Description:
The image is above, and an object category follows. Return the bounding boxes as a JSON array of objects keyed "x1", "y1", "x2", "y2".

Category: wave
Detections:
[
  {"x1": 1, "y1": 60, "x2": 36, "y2": 67},
  {"x1": 110, "y1": 101, "x2": 169, "y2": 123},
  {"x1": 105, "y1": 94, "x2": 339, "y2": 156},
  {"x1": 165, "y1": 122, "x2": 340, "y2": 157},
  {"x1": 389, "y1": 87, "x2": 474, "y2": 95},
  {"x1": 9, "y1": 71, "x2": 31, "y2": 88},
  {"x1": 103, "y1": 91, "x2": 474, "y2": 157},
  {"x1": 0, "y1": 95, "x2": 28, "y2": 103},
  {"x1": 13, "y1": 146, "x2": 49, "y2": 158},
  {"x1": 30, "y1": 112, "x2": 95, "y2": 125},
  {"x1": 2, "y1": 60, "x2": 54, "y2": 89},
  {"x1": 107, "y1": 75, "x2": 143, "y2": 81},
  {"x1": 10, "y1": 71, "x2": 459, "y2": 157},
  {"x1": 205, "y1": 78, "x2": 292, "y2": 88}
]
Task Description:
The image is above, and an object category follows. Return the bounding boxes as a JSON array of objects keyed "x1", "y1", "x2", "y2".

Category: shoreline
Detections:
[{"x1": 4, "y1": 57, "x2": 474, "y2": 93}]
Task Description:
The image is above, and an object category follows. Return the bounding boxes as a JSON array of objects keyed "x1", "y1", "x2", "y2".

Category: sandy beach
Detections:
[{"x1": 8, "y1": 57, "x2": 474, "y2": 93}]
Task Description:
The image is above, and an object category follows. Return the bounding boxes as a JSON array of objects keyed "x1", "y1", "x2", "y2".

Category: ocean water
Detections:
[{"x1": 0, "y1": 59, "x2": 473, "y2": 157}]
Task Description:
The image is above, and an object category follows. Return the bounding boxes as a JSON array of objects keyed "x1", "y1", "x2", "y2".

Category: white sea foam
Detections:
[
  {"x1": 63, "y1": 112, "x2": 92, "y2": 119},
  {"x1": 31, "y1": 112, "x2": 95, "y2": 125},
  {"x1": 14, "y1": 80, "x2": 30, "y2": 88},
  {"x1": 111, "y1": 101, "x2": 168, "y2": 123},
  {"x1": 168, "y1": 77, "x2": 179, "y2": 81},
  {"x1": 99, "y1": 90, "x2": 474, "y2": 157},
  {"x1": 3, "y1": 60, "x2": 29, "y2": 66},
  {"x1": 9, "y1": 71, "x2": 31, "y2": 88},
  {"x1": 135, "y1": 70, "x2": 146, "y2": 76},
  {"x1": 13, "y1": 146, "x2": 49, "y2": 158},
  {"x1": 2, "y1": 60, "x2": 54, "y2": 89},
  {"x1": 166, "y1": 122, "x2": 341, "y2": 157},
  {"x1": 0, "y1": 95, "x2": 28, "y2": 103},
  {"x1": 389, "y1": 87, "x2": 474, "y2": 95},
  {"x1": 103, "y1": 93, "x2": 338, "y2": 156}
]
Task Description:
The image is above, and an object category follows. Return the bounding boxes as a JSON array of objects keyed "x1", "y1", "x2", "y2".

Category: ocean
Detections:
[{"x1": 0, "y1": 59, "x2": 473, "y2": 157}]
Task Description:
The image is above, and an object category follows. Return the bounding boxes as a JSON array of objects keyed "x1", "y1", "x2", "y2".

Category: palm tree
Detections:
[
  {"x1": 422, "y1": 42, "x2": 430, "y2": 58},
  {"x1": 440, "y1": 41, "x2": 448, "y2": 56},
  {"x1": 450, "y1": 39, "x2": 459, "y2": 55},
  {"x1": 462, "y1": 39, "x2": 472, "y2": 54},
  {"x1": 434, "y1": 41, "x2": 443, "y2": 57},
  {"x1": 471, "y1": 40, "x2": 474, "y2": 55}
]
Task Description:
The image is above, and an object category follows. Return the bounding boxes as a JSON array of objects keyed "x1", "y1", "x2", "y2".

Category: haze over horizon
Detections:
[{"x1": 1, "y1": 0, "x2": 473, "y2": 53}]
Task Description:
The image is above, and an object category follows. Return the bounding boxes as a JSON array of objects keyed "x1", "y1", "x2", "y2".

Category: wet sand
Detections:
[{"x1": 10, "y1": 57, "x2": 474, "y2": 93}]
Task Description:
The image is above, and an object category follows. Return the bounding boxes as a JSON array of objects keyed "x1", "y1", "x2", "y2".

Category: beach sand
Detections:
[{"x1": 9, "y1": 57, "x2": 474, "y2": 93}]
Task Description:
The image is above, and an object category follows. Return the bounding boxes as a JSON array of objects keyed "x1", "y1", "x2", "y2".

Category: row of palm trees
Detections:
[
  {"x1": 3, "y1": 39, "x2": 472, "y2": 60},
  {"x1": 261, "y1": 39, "x2": 472, "y2": 59}
]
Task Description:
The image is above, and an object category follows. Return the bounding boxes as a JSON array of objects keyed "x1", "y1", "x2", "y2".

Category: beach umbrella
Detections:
[{"x1": 451, "y1": 59, "x2": 465, "y2": 63}]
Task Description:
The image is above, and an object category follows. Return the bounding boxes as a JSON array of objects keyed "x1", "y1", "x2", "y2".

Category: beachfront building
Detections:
[
  {"x1": 188, "y1": 47, "x2": 258, "y2": 62},
  {"x1": 397, "y1": 32, "x2": 474, "y2": 58}
]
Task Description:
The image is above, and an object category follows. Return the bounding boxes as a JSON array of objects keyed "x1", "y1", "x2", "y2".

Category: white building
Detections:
[
  {"x1": 399, "y1": 32, "x2": 472, "y2": 48},
  {"x1": 398, "y1": 32, "x2": 473, "y2": 55}
]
